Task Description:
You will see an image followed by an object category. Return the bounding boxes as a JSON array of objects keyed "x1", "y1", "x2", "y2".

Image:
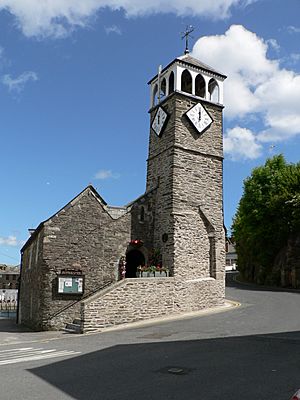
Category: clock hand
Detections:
[
  {"x1": 198, "y1": 109, "x2": 201, "y2": 121},
  {"x1": 157, "y1": 114, "x2": 160, "y2": 125}
]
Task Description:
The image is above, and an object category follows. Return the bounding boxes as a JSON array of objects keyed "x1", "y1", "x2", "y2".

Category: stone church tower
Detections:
[
  {"x1": 147, "y1": 53, "x2": 226, "y2": 282},
  {"x1": 19, "y1": 50, "x2": 227, "y2": 332}
]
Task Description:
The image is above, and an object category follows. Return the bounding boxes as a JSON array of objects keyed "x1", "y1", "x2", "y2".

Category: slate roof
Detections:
[
  {"x1": 148, "y1": 53, "x2": 227, "y2": 84},
  {"x1": 177, "y1": 54, "x2": 226, "y2": 77}
]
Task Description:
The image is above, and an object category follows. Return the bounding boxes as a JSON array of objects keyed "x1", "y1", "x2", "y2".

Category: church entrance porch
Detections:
[{"x1": 126, "y1": 250, "x2": 145, "y2": 278}]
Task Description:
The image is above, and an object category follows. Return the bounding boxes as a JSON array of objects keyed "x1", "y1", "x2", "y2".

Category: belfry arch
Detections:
[
  {"x1": 160, "y1": 77, "x2": 167, "y2": 100},
  {"x1": 195, "y1": 74, "x2": 206, "y2": 98},
  {"x1": 208, "y1": 78, "x2": 219, "y2": 103},
  {"x1": 181, "y1": 69, "x2": 192, "y2": 94},
  {"x1": 169, "y1": 71, "x2": 174, "y2": 94}
]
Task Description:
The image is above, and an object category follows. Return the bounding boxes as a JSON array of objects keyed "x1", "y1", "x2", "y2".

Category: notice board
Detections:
[{"x1": 58, "y1": 275, "x2": 84, "y2": 294}]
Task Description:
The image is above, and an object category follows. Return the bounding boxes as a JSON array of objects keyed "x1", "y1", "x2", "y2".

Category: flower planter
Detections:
[{"x1": 137, "y1": 270, "x2": 169, "y2": 278}]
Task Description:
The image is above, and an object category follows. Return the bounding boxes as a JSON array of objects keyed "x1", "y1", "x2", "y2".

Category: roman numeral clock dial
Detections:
[
  {"x1": 185, "y1": 102, "x2": 213, "y2": 134},
  {"x1": 151, "y1": 106, "x2": 168, "y2": 137}
]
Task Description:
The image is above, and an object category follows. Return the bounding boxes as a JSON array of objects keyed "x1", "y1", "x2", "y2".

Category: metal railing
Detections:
[
  {"x1": 47, "y1": 280, "x2": 114, "y2": 322},
  {"x1": 0, "y1": 301, "x2": 17, "y2": 311}
]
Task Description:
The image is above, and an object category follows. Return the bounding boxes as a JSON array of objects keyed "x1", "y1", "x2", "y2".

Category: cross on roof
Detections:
[{"x1": 181, "y1": 25, "x2": 195, "y2": 55}]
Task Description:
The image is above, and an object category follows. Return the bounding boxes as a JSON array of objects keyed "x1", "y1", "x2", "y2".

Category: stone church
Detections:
[{"x1": 18, "y1": 49, "x2": 227, "y2": 332}]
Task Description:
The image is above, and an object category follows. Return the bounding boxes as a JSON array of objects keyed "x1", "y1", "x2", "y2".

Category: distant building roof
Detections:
[{"x1": 0, "y1": 264, "x2": 20, "y2": 274}]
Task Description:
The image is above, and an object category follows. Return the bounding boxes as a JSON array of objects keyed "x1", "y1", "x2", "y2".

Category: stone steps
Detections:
[{"x1": 63, "y1": 320, "x2": 82, "y2": 334}]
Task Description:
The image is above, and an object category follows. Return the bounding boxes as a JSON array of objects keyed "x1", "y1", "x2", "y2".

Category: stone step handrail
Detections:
[{"x1": 46, "y1": 279, "x2": 114, "y2": 322}]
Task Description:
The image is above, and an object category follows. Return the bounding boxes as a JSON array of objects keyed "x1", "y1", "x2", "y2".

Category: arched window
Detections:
[
  {"x1": 181, "y1": 69, "x2": 192, "y2": 94},
  {"x1": 152, "y1": 84, "x2": 158, "y2": 106},
  {"x1": 208, "y1": 78, "x2": 219, "y2": 103},
  {"x1": 195, "y1": 74, "x2": 205, "y2": 98},
  {"x1": 169, "y1": 71, "x2": 174, "y2": 94},
  {"x1": 160, "y1": 78, "x2": 166, "y2": 100}
]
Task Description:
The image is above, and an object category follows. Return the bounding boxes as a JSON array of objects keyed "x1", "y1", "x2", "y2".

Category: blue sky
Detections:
[{"x1": 0, "y1": 0, "x2": 300, "y2": 264}]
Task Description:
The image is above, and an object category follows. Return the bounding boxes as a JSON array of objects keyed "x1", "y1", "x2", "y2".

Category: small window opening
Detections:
[
  {"x1": 195, "y1": 74, "x2": 206, "y2": 98},
  {"x1": 160, "y1": 78, "x2": 166, "y2": 100},
  {"x1": 208, "y1": 78, "x2": 219, "y2": 103},
  {"x1": 181, "y1": 69, "x2": 192, "y2": 94},
  {"x1": 169, "y1": 72, "x2": 174, "y2": 94}
]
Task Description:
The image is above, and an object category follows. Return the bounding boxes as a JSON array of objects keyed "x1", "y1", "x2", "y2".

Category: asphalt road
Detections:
[{"x1": 1, "y1": 275, "x2": 300, "y2": 400}]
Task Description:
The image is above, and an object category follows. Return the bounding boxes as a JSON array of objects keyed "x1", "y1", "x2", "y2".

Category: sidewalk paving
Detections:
[
  {"x1": 0, "y1": 299, "x2": 238, "y2": 346},
  {"x1": 0, "y1": 318, "x2": 67, "y2": 346}
]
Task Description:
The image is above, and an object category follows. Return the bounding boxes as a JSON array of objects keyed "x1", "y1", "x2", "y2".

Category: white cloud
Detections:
[
  {"x1": 2, "y1": 71, "x2": 38, "y2": 93},
  {"x1": 192, "y1": 25, "x2": 278, "y2": 118},
  {"x1": 287, "y1": 25, "x2": 300, "y2": 34},
  {"x1": 105, "y1": 25, "x2": 122, "y2": 35},
  {"x1": 0, "y1": 0, "x2": 255, "y2": 38},
  {"x1": 266, "y1": 38, "x2": 280, "y2": 52},
  {"x1": 192, "y1": 25, "x2": 300, "y2": 158},
  {"x1": 94, "y1": 169, "x2": 120, "y2": 180},
  {"x1": 290, "y1": 53, "x2": 300, "y2": 63},
  {"x1": 0, "y1": 236, "x2": 20, "y2": 247},
  {"x1": 224, "y1": 127, "x2": 263, "y2": 160}
]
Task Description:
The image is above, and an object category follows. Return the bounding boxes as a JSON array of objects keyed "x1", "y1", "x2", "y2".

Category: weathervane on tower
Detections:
[{"x1": 181, "y1": 25, "x2": 195, "y2": 54}]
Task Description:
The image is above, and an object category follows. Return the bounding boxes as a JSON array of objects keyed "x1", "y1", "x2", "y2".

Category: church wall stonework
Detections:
[
  {"x1": 19, "y1": 229, "x2": 45, "y2": 329},
  {"x1": 19, "y1": 188, "x2": 131, "y2": 330},
  {"x1": 81, "y1": 277, "x2": 224, "y2": 332},
  {"x1": 147, "y1": 92, "x2": 225, "y2": 282},
  {"x1": 130, "y1": 190, "x2": 157, "y2": 255}
]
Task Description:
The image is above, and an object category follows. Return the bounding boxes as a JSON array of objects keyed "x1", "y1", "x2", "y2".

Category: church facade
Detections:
[{"x1": 18, "y1": 51, "x2": 227, "y2": 332}]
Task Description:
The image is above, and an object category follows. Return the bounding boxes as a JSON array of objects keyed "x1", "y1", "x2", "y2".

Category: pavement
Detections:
[
  {"x1": 0, "y1": 298, "x2": 239, "y2": 346},
  {"x1": 0, "y1": 275, "x2": 300, "y2": 400}
]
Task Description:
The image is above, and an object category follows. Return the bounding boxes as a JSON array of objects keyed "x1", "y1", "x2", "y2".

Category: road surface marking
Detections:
[{"x1": 0, "y1": 347, "x2": 80, "y2": 365}]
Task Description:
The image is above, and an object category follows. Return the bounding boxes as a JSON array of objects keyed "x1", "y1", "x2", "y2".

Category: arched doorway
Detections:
[{"x1": 126, "y1": 250, "x2": 145, "y2": 278}]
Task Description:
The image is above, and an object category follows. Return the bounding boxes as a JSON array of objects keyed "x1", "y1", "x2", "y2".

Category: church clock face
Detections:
[
  {"x1": 151, "y1": 106, "x2": 168, "y2": 137},
  {"x1": 186, "y1": 102, "x2": 213, "y2": 134}
]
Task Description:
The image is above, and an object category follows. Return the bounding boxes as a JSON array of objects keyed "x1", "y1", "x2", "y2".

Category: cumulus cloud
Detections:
[
  {"x1": 105, "y1": 25, "x2": 122, "y2": 35},
  {"x1": 2, "y1": 71, "x2": 38, "y2": 93},
  {"x1": 0, "y1": 0, "x2": 255, "y2": 38},
  {"x1": 192, "y1": 25, "x2": 300, "y2": 159},
  {"x1": 94, "y1": 169, "x2": 120, "y2": 180},
  {"x1": 0, "y1": 236, "x2": 20, "y2": 247},
  {"x1": 224, "y1": 127, "x2": 263, "y2": 160}
]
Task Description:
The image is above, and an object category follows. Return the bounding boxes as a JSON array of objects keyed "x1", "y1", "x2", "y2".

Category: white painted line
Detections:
[
  {"x1": 0, "y1": 349, "x2": 57, "y2": 360},
  {"x1": 0, "y1": 347, "x2": 33, "y2": 354},
  {"x1": 0, "y1": 348, "x2": 81, "y2": 366}
]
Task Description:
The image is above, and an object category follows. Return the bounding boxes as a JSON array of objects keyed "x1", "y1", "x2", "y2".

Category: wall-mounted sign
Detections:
[{"x1": 58, "y1": 275, "x2": 84, "y2": 294}]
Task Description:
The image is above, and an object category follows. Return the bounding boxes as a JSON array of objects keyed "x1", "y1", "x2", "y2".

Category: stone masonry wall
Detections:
[
  {"x1": 130, "y1": 190, "x2": 157, "y2": 255},
  {"x1": 19, "y1": 229, "x2": 45, "y2": 329},
  {"x1": 146, "y1": 92, "x2": 225, "y2": 282},
  {"x1": 81, "y1": 277, "x2": 224, "y2": 332},
  {"x1": 147, "y1": 94, "x2": 177, "y2": 272},
  {"x1": 172, "y1": 95, "x2": 225, "y2": 280},
  {"x1": 20, "y1": 187, "x2": 131, "y2": 330}
]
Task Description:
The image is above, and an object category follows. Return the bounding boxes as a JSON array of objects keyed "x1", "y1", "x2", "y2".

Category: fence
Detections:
[{"x1": 0, "y1": 301, "x2": 17, "y2": 311}]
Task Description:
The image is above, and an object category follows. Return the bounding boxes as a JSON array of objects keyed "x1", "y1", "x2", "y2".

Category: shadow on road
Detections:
[
  {"x1": 0, "y1": 318, "x2": 32, "y2": 333},
  {"x1": 29, "y1": 330, "x2": 300, "y2": 400}
]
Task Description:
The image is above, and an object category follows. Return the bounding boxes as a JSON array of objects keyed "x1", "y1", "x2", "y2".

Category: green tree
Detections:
[{"x1": 232, "y1": 154, "x2": 300, "y2": 285}]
